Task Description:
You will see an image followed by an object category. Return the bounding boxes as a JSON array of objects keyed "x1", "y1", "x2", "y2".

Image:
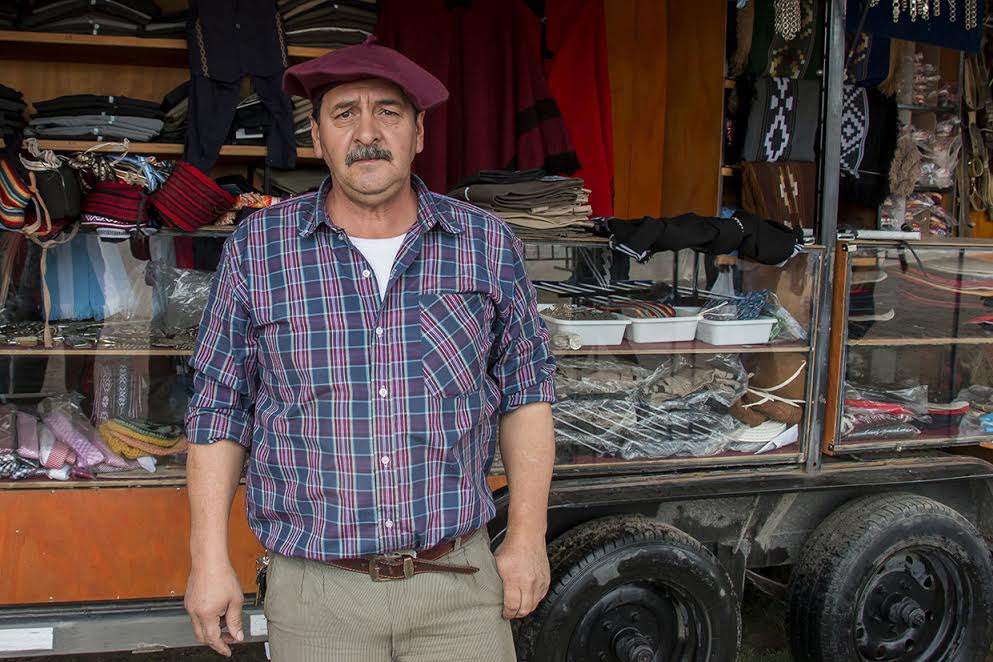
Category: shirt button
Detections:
[
  {"x1": 378, "y1": 387, "x2": 388, "y2": 397},
  {"x1": 375, "y1": 327, "x2": 384, "y2": 337},
  {"x1": 235, "y1": 22, "x2": 241, "y2": 29},
  {"x1": 381, "y1": 456, "x2": 391, "y2": 466},
  {"x1": 384, "y1": 520, "x2": 394, "y2": 529},
  {"x1": 362, "y1": 269, "x2": 372, "y2": 278}
]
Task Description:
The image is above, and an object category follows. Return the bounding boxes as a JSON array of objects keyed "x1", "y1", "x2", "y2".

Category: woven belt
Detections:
[{"x1": 325, "y1": 529, "x2": 481, "y2": 582}]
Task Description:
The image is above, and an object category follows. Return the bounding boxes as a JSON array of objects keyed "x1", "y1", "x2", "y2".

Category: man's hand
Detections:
[
  {"x1": 494, "y1": 536, "x2": 551, "y2": 620},
  {"x1": 185, "y1": 560, "x2": 245, "y2": 657}
]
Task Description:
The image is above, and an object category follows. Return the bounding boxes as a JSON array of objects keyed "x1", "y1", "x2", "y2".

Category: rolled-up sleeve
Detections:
[
  {"x1": 489, "y1": 235, "x2": 556, "y2": 413},
  {"x1": 184, "y1": 234, "x2": 258, "y2": 449}
]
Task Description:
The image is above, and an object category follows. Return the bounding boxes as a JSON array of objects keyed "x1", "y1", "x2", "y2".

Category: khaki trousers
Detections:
[{"x1": 264, "y1": 530, "x2": 517, "y2": 662}]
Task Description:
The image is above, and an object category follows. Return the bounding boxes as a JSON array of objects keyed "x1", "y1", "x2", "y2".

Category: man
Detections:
[{"x1": 183, "y1": 38, "x2": 557, "y2": 661}]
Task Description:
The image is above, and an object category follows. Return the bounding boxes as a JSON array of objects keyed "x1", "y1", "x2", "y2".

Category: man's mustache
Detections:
[{"x1": 345, "y1": 144, "x2": 394, "y2": 166}]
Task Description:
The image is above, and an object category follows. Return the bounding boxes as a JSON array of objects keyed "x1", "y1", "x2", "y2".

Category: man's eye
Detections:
[
  {"x1": 337, "y1": 111, "x2": 352, "y2": 119},
  {"x1": 382, "y1": 109, "x2": 398, "y2": 117}
]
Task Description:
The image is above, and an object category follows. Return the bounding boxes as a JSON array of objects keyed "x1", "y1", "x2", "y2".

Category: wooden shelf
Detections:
[
  {"x1": 721, "y1": 166, "x2": 737, "y2": 177},
  {"x1": 830, "y1": 433, "x2": 991, "y2": 453},
  {"x1": 897, "y1": 103, "x2": 959, "y2": 114},
  {"x1": 0, "y1": 30, "x2": 331, "y2": 65},
  {"x1": 848, "y1": 336, "x2": 993, "y2": 347},
  {"x1": 0, "y1": 347, "x2": 193, "y2": 357},
  {"x1": 724, "y1": 79, "x2": 736, "y2": 89},
  {"x1": 555, "y1": 340, "x2": 809, "y2": 356},
  {"x1": 33, "y1": 140, "x2": 319, "y2": 161},
  {"x1": 551, "y1": 448, "x2": 802, "y2": 475}
]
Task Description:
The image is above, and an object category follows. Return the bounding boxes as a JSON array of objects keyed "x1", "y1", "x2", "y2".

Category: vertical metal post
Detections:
[{"x1": 805, "y1": 0, "x2": 845, "y2": 472}]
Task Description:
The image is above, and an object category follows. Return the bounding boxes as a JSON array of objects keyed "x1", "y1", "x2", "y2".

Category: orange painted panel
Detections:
[
  {"x1": 0, "y1": 487, "x2": 261, "y2": 605},
  {"x1": 1, "y1": 478, "x2": 509, "y2": 605}
]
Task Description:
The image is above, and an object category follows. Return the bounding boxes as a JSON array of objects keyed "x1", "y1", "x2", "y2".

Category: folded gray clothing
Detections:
[
  {"x1": 284, "y1": 2, "x2": 376, "y2": 22},
  {"x1": 164, "y1": 101, "x2": 188, "y2": 126},
  {"x1": 284, "y1": 9, "x2": 376, "y2": 32},
  {"x1": 26, "y1": 126, "x2": 159, "y2": 141},
  {"x1": 0, "y1": 98, "x2": 27, "y2": 114},
  {"x1": 270, "y1": 168, "x2": 327, "y2": 195},
  {"x1": 23, "y1": 0, "x2": 158, "y2": 26},
  {"x1": 285, "y1": 26, "x2": 370, "y2": 39},
  {"x1": 285, "y1": 33, "x2": 370, "y2": 47},
  {"x1": 29, "y1": 115, "x2": 164, "y2": 132},
  {"x1": 279, "y1": 0, "x2": 376, "y2": 13},
  {"x1": 34, "y1": 13, "x2": 142, "y2": 35}
]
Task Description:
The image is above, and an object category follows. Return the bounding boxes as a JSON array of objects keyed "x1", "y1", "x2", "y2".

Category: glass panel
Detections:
[
  {"x1": 0, "y1": 233, "x2": 224, "y2": 482},
  {"x1": 0, "y1": 231, "x2": 822, "y2": 482},
  {"x1": 840, "y1": 344, "x2": 993, "y2": 448},
  {"x1": 548, "y1": 350, "x2": 808, "y2": 469},
  {"x1": 519, "y1": 242, "x2": 822, "y2": 470},
  {"x1": 847, "y1": 244, "x2": 993, "y2": 343}
]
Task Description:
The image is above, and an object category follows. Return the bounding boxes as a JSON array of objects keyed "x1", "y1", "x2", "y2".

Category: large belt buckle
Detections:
[{"x1": 369, "y1": 549, "x2": 418, "y2": 582}]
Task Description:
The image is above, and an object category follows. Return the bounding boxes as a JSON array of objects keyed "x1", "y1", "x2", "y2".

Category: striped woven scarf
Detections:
[{"x1": 0, "y1": 157, "x2": 30, "y2": 230}]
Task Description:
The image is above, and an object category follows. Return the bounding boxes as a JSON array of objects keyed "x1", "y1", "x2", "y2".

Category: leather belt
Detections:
[{"x1": 325, "y1": 529, "x2": 481, "y2": 582}]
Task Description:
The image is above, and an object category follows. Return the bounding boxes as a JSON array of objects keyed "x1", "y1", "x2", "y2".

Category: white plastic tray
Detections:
[
  {"x1": 622, "y1": 315, "x2": 701, "y2": 343},
  {"x1": 541, "y1": 313, "x2": 631, "y2": 347},
  {"x1": 696, "y1": 317, "x2": 775, "y2": 346}
]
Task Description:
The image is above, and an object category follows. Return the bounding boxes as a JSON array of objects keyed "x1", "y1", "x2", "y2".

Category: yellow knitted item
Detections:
[
  {"x1": 102, "y1": 419, "x2": 180, "y2": 448},
  {"x1": 103, "y1": 431, "x2": 147, "y2": 459},
  {"x1": 98, "y1": 424, "x2": 188, "y2": 458}
]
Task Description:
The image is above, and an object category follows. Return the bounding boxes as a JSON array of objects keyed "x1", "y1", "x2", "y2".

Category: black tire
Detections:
[
  {"x1": 515, "y1": 515, "x2": 741, "y2": 662},
  {"x1": 787, "y1": 493, "x2": 993, "y2": 662}
]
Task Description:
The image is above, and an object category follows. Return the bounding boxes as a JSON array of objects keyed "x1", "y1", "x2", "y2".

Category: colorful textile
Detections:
[
  {"x1": 149, "y1": 161, "x2": 236, "y2": 231},
  {"x1": 741, "y1": 162, "x2": 817, "y2": 230},
  {"x1": 840, "y1": 85, "x2": 898, "y2": 207},
  {"x1": 44, "y1": 411, "x2": 105, "y2": 468},
  {"x1": 0, "y1": 156, "x2": 31, "y2": 231},
  {"x1": 743, "y1": 77, "x2": 819, "y2": 162},
  {"x1": 81, "y1": 181, "x2": 148, "y2": 225},
  {"x1": 44, "y1": 235, "x2": 105, "y2": 321},
  {"x1": 847, "y1": 0, "x2": 985, "y2": 53},
  {"x1": 186, "y1": 175, "x2": 556, "y2": 561},
  {"x1": 100, "y1": 425, "x2": 188, "y2": 458},
  {"x1": 376, "y1": 0, "x2": 579, "y2": 192},
  {"x1": 15, "y1": 412, "x2": 38, "y2": 460},
  {"x1": 541, "y1": 0, "x2": 615, "y2": 215},
  {"x1": 748, "y1": 0, "x2": 823, "y2": 79}
]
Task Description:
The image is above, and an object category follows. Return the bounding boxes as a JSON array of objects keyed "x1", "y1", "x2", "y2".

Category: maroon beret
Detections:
[{"x1": 283, "y1": 37, "x2": 449, "y2": 112}]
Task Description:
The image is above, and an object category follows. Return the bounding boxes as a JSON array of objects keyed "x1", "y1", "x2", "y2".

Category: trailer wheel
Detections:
[
  {"x1": 515, "y1": 515, "x2": 740, "y2": 662},
  {"x1": 787, "y1": 493, "x2": 993, "y2": 662}
]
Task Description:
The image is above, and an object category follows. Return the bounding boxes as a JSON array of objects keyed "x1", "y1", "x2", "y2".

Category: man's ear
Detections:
[
  {"x1": 415, "y1": 111, "x2": 425, "y2": 155},
  {"x1": 310, "y1": 116, "x2": 323, "y2": 160}
]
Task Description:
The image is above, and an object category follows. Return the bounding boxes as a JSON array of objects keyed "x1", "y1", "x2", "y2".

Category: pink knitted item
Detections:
[
  {"x1": 15, "y1": 413, "x2": 39, "y2": 460},
  {"x1": 44, "y1": 411, "x2": 104, "y2": 468}
]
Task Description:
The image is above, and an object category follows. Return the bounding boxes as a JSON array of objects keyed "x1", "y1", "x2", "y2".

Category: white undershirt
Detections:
[{"x1": 350, "y1": 234, "x2": 407, "y2": 300}]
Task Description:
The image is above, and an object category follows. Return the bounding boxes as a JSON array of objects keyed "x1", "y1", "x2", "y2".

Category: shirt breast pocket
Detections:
[{"x1": 420, "y1": 291, "x2": 493, "y2": 398}]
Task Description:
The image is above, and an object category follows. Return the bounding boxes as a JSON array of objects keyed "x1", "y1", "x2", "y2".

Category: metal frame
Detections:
[
  {"x1": 827, "y1": 240, "x2": 993, "y2": 454},
  {"x1": 805, "y1": 0, "x2": 846, "y2": 471}
]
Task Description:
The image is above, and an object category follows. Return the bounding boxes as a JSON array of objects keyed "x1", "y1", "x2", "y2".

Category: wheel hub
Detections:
[
  {"x1": 854, "y1": 549, "x2": 964, "y2": 661},
  {"x1": 567, "y1": 583, "x2": 706, "y2": 661}
]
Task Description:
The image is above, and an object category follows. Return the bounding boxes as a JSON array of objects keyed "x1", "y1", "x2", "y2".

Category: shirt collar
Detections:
[{"x1": 298, "y1": 174, "x2": 464, "y2": 238}]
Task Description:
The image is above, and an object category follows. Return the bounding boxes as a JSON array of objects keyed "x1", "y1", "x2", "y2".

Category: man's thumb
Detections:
[{"x1": 226, "y1": 602, "x2": 245, "y2": 642}]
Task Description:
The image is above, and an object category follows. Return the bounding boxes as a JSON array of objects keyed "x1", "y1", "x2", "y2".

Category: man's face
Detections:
[{"x1": 311, "y1": 79, "x2": 425, "y2": 200}]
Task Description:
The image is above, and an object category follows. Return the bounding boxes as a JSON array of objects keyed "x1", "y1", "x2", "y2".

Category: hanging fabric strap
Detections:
[{"x1": 26, "y1": 223, "x2": 81, "y2": 348}]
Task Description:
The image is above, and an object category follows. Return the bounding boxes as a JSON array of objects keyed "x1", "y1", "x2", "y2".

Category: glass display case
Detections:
[
  {"x1": 0, "y1": 229, "x2": 824, "y2": 486},
  {"x1": 518, "y1": 239, "x2": 825, "y2": 474},
  {"x1": 825, "y1": 239, "x2": 993, "y2": 454}
]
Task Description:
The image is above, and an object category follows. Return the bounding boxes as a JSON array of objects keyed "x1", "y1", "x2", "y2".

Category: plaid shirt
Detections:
[{"x1": 185, "y1": 176, "x2": 556, "y2": 561}]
